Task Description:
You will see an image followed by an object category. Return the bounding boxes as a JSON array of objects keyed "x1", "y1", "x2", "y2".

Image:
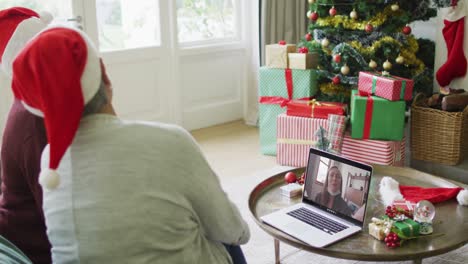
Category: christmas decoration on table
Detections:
[
  {"x1": 299, "y1": 1, "x2": 437, "y2": 102},
  {"x1": 281, "y1": 171, "x2": 306, "y2": 198},
  {"x1": 259, "y1": 68, "x2": 318, "y2": 155},
  {"x1": 288, "y1": 47, "x2": 319, "y2": 70},
  {"x1": 276, "y1": 113, "x2": 328, "y2": 167},
  {"x1": 358, "y1": 71, "x2": 414, "y2": 101},
  {"x1": 265, "y1": 42, "x2": 297, "y2": 68},
  {"x1": 285, "y1": 99, "x2": 347, "y2": 119},
  {"x1": 435, "y1": 0, "x2": 467, "y2": 88},
  {"x1": 350, "y1": 90, "x2": 406, "y2": 141},
  {"x1": 341, "y1": 132, "x2": 406, "y2": 167}
]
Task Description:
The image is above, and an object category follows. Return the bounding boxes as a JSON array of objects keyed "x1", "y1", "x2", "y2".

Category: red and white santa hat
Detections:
[
  {"x1": 0, "y1": 7, "x2": 53, "y2": 78},
  {"x1": 379, "y1": 177, "x2": 468, "y2": 207},
  {"x1": 12, "y1": 26, "x2": 102, "y2": 190}
]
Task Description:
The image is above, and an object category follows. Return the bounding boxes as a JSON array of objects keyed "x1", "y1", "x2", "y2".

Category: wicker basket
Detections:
[{"x1": 410, "y1": 93, "x2": 468, "y2": 165}]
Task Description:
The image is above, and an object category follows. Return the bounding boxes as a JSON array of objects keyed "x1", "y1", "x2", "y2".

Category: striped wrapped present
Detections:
[
  {"x1": 341, "y1": 133, "x2": 406, "y2": 166},
  {"x1": 276, "y1": 114, "x2": 328, "y2": 167}
]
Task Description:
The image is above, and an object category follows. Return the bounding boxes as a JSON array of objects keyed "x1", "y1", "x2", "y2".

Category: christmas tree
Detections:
[{"x1": 299, "y1": 0, "x2": 437, "y2": 102}]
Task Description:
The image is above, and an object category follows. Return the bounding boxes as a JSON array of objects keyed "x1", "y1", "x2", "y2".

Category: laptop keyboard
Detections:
[{"x1": 287, "y1": 207, "x2": 349, "y2": 235}]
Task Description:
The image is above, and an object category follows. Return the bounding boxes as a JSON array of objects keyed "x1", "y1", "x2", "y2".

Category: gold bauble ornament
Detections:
[
  {"x1": 341, "y1": 64, "x2": 350, "y2": 75},
  {"x1": 321, "y1": 38, "x2": 330, "y2": 47},
  {"x1": 350, "y1": 9, "x2": 358, "y2": 20},
  {"x1": 308, "y1": 0, "x2": 316, "y2": 4},
  {"x1": 383, "y1": 60, "x2": 392, "y2": 70},
  {"x1": 391, "y1": 4, "x2": 399, "y2": 11},
  {"x1": 369, "y1": 60, "x2": 377, "y2": 69},
  {"x1": 396, "y1": 55, "x2": 405, "y2": 64}
]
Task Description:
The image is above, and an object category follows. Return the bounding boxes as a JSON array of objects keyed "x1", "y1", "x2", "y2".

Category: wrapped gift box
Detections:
[
  {"x1": 259, "y1": 68, "x2": 318, "y2": 155},
  {"x1": 265, "y1": 43, "x2": 297, "y2": 69},
  {"x1": 288, "y1": 52, "x2": 319, "y2": 70},
  {"x1": 276, "y1": 113, "x2": 328, "y2": 166},
  {"x1": 393, "y1": 219, "x2": 420, "y2": 238},
  {"x1": 358, "y1": 71, "x2": 414, "y2": 101},
  {"x1": 286, "y1": 99, "x2": 347, "y2": 119},
  {"x1": 368, "y1": 222, "x2": 386, "y2": 241},
  {"x1": 341, "y1": 133, "x2": 405, "y2": 166},
  {"x1": 350, "y1": 90, "x2": 406, "y2": 141},
  {"x1": 392, "y1": 200, "x2": 417, "y2": 211}
]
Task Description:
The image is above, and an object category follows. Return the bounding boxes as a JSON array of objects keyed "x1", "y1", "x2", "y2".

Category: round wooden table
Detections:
[{"x1": 248, "y1": 165, "x2": 468, "y2": 264}]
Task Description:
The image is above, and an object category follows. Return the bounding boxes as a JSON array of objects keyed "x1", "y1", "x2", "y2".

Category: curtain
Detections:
[{"x1": 245, "y1": 0, "x2": 308, "y2": 125}]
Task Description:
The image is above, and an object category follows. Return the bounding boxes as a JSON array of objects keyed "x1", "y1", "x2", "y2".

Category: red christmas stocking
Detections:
[{"x1": 436, "y1": 2, "x2": 467, "y2": 87}]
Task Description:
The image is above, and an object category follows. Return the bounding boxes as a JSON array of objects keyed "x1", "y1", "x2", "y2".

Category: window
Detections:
[
  {"x1": 96, "y1": 0, "x2": 160, "y2": 52},
  {"x1": 0, "y1": 0, "x2": 72, "y2": 19},
  {"x1": 176, "y1": 0, "x2": 237, "y2": 43},
  {"x1": 316, "y1": 157, "x2": 330, "y2": 184}
]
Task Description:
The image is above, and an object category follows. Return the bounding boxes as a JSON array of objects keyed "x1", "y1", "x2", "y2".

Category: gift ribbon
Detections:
[
  {"x1": 277, "y1": 138, "x2": 317, "y2": 145},
  {"x1": 307, "y1": 99, "x2": 337, "y2": 118},
  {"x1": 370, "y1": 73, "x2": 407, "y2": 100},
  {"x1": 399, "y1": 220, "x2": 415, "y2": 237},
  {"x1": 259, "y1": 69, "x2": 312, "y2": 107},
  {"x1": 358, "y1": 91, "x2": 374, "y2": 139}
]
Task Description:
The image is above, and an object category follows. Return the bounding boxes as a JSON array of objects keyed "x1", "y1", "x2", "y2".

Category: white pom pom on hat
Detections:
[
  {"x1": 12, "y1": 26, "x2": 101, "y2": 190},
  {"x1": 457, "y1": 189, "x2": 468, "y2": 206}
]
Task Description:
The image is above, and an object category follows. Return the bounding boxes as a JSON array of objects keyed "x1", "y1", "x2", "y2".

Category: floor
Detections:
[{"x1": 191, "y1": 120, "x2": 468, "y2": 264}]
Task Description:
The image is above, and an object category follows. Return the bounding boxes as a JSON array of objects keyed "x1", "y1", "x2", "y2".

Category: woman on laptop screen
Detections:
[{"x1": 314, "y1": 167, "x2": 353, "y2": 216}]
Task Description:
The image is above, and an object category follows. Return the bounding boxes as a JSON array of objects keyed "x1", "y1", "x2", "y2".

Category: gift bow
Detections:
[{"x1": 307, "y1": 99, "x2": 336, "y2": 118}]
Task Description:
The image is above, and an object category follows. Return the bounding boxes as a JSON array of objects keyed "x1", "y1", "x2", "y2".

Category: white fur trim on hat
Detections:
[
  {"x1": 21, "y1": 101, "x2": 44, "y2": 117},
  {"x1": 379, "y1": 176, "x2": 403, "y2": 206},
  {"x1": 444, "y1": 0, "x2": 466, "y2": 22},
  {"x1": 456, "y1": 189, "x2": 468, "y2": 206},
  {"x1": 39, "y1": 168, "x2": 60, "y2": 190},
  {"x1": 1, "y1": 15, "x2": 51, "y2": 78}
]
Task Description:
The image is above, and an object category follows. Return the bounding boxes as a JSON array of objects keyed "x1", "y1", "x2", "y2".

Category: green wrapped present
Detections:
[
  {"x1": 350, "y1": 90, "x2": 405, "y2": 141},
  {"x1": 393, "y1": 219, "x2": 420, "y2": 238},
  {"x1": 259, "y1": 67, "x2": 318, "y2": 155}
]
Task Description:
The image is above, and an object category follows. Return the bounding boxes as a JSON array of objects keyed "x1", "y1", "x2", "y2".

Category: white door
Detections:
[{"x1": 1, "y1": 0, "x2": 249, "y2": 132}]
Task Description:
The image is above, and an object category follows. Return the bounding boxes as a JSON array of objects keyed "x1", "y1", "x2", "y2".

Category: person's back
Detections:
[
  {"x1": 41, "y1": 115, "x2": 248, "y2": 263},
  {"x1": 0, "y1": 99, "x2": 51, "y2": 264}
]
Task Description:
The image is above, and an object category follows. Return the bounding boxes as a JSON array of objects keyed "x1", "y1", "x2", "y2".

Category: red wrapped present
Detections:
[
  {"x1": 392, "y1": 200, "x2": 417, "y2": 211},
  {"x1": 358, "y1": 71, "x2": 414, "y2": 101},
  {"x1": 341, "y1": 133, "x2": 405, "y2": 166},
  {"x1": 277, "y1": 114, "x2": 328, "y2": 167},
  {"x1": 286, "y1": 99, "x2": 347, "y2": 119}
]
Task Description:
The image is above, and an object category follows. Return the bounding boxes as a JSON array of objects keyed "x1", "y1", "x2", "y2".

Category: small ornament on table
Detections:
[
  {"x1": 383, "y1": 59, "x2": 392, "y2": 70},
  {"x1": 329, "y1": 6, "x2": 337, "y2": 17},
  {"x1": 281, "y1": 171, "x2": 302, "y2": 197},
  {"x1": 402, "y1": 25, "x2": 412, "y2": 35},
  {"x1": 321, "y1": 38, "x2": 330, "y2": 48},
  {"x1": 341, "y1": 64, "x2": 350, "y2": 75},
  {"x1": 391, "y1": 3, "x2": 400, "y2": 11},
  {"x1": 395, "y1": 55, "x2": 405, "y2": 64},
  {"x1": 414, "y1": 200, "x2": 436, "y2": 235},
  {"x1": 284, "y1": 171, "x2": 297, "y2": 184},
  {"x1": 369, "y1": 59, "x2": 377, "y2": 69},
  {"x1": 333, "y1": 53, "x2": 341, "y2": 63},
  {"x1": 350, "y1": 9, "x2": 358, "y2": 20},
  {"x1": 332, "y1": 75, "x2": 340, "y2": 85}
]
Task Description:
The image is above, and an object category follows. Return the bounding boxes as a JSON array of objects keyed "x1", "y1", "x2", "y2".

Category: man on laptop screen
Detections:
[{"x1": 261, "y1": 148, "x2": 372, "y2": 247}]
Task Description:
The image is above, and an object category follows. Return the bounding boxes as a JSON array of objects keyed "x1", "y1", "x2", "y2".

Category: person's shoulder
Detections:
[{"x1": 118, "y1": 120, "x2": 194, "y2": 146}]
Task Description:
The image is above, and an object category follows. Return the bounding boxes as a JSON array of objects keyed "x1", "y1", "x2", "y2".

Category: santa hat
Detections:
[
  {"x1": 11, "y1": 27, "x2": 102, "y2": 190},
  {"x1": 379, "y1": 177, "x2": 468, "y2": 206},
  {"x1": 0, "y1": 7, "x2": 53, "y2": 77}
]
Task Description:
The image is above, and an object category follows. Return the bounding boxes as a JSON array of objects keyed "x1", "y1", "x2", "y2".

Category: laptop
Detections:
[{"x1": 261, "y1": 147, "x2": 373, "y2": 247}]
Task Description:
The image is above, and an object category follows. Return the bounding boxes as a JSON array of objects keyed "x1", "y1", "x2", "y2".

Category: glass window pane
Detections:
[
  {"x1": 0, "y1": 0, "x2": 72, "y2": 19},
  {"x1": 96, "y1": 0, "x2": 160, "y2": 52},
  {"x1": 177, "y1": 0, "x2": 236, "y2": 43}
]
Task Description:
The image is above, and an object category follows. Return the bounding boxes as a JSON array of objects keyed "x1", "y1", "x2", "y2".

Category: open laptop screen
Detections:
[{"x1": 302, "y1": 148, "x2": 373, "y2": 227}]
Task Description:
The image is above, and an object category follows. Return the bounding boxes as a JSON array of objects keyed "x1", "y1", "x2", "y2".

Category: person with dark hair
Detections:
[{"x1": 315, "y1": 166, "x2": 352, "y2": 216}]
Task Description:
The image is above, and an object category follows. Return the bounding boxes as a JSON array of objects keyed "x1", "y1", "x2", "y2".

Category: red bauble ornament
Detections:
[
  {"x1": 305, "y1": 33, "x2": 312, "y2": 41},
  {"x1": 278, "y1": 40, "x2": 286, "y2": 45},
  {"x1": 402, "y1": 25, "x2": 412, "y2": 35},
  {"x1": 333, "y1": 53, "x2": 342, "y2": 63},
  {"x1": 298, "y1": 47, "x2": 309, "y2": 54},
  {"x1": 365, "y1": 23, "x2": 373, "y2": 33},
  {"x1": 332, "y1": 75, "x2": 341, "y2": 85},
  {"x1": 284, "y1": 172, "x2": 297, "y2": 183},
  {"x1": 310, "y1": 11, "x2": 319, "y2": 22},
  {"x1": 329, "y1": 6, "x2": 337, "y2": 17}
]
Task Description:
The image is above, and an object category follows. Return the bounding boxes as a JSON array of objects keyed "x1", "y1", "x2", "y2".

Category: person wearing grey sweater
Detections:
[{"x1": 12, "y1": 26, "x2": 249, "y2": 264}]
